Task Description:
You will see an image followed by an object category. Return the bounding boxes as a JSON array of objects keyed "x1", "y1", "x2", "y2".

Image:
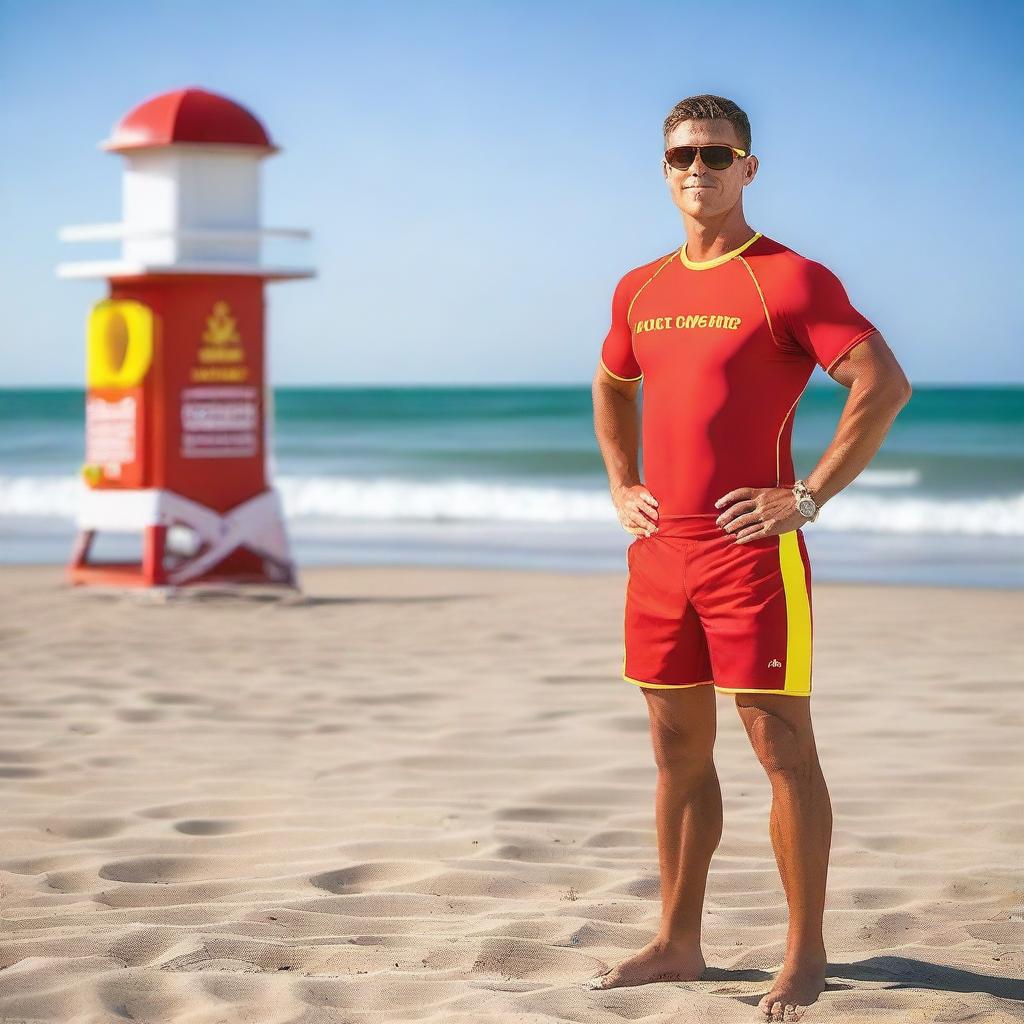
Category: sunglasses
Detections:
[{"x1": 664, "y1": 144, "x2": 748, "y2": 171}]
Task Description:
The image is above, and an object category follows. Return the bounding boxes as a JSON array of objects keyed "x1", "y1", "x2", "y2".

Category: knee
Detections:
[
  {"x1": 650, "y1": 733, "x2": 714, "y2": 777},
  {"x1": 745, "y1": 712, "x2": 808, "y2": 779}
]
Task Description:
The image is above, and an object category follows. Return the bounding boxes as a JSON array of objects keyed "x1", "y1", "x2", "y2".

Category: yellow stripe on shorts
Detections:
[{"x1": 778, "y1": 531, "x2": 812, "y2": 694}]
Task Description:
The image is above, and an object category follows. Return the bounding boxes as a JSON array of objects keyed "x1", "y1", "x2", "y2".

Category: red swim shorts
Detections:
[{"x1": 623, "y1": 515, "x2": 814, "y2": 696}]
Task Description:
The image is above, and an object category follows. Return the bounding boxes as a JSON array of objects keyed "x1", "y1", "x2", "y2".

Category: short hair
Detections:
[{"x1": 663, "y1": 95, "x2": 752, "y2": 154}]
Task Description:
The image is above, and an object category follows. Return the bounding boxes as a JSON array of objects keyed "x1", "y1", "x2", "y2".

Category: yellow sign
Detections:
[
  {"x1": 192, "y1": 300, "x2": 248, "y2": 382},
  {"x1": 86, "y1": 299, "x2": 154, "y2": 388},
  {"x1": 202, "y1": 300, "x2": 241, "y2": 345}
]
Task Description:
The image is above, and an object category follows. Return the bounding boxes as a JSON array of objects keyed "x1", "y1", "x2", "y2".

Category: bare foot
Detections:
[
  {"x1": 757, "y1": 955, "x2": 827, "y2": 1021},
  {"x1": 583, "y1": 937, "x2": 706, "y2": 990}
]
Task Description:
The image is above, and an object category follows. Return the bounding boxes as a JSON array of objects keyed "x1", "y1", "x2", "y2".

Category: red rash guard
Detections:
[{"x1": 600, "y1": 231, "x2": 877, "y2": 517}]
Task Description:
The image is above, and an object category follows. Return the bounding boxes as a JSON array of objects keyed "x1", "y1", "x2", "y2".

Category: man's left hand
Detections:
[{"x1": 713, "y1": 486, "x2": 806, "y2": 543}]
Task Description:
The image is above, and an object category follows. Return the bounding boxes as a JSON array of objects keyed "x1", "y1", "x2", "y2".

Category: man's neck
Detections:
[{"x1": 682, "y1": 217, "x2": 757, "y2": 263}]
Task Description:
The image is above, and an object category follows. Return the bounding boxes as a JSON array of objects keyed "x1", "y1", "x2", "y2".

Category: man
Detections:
[{"x1": 588, "y1": 94, "x2": 911, "y2": 1022}]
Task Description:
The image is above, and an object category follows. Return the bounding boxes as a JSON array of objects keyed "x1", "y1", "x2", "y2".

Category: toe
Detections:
[{"x1": 771, "y1": 1001, "x2": 784, "y2": 1021}]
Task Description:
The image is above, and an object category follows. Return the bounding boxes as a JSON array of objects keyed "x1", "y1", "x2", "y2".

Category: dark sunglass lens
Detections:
[
  {"x1": 701, "y1": 146, "x2": 734, "y2": 170},
  {"x1": 667, "y1": 146, "x2": 697, "y2": 170}
]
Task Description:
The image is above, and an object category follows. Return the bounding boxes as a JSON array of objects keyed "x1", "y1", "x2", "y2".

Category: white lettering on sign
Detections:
[
  {"x1": 180, "y1": 386, "x2": 259, "y2": 460},
  {"x1": 182, "y1": 402, "x2": 258, "y2": 432},
  {"x1": 86, "y1": 395, "x2": 136, "y2": 471}
]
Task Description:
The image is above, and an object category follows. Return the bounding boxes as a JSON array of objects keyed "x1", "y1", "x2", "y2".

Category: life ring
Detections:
[{"x1": 86, "y1": 299, "x2": 154, "y2": 388}]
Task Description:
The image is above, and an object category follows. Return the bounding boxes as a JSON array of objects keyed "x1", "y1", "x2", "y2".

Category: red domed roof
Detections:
[{"x1": 100, "y1": 87, "x2": 279, "y2": 154}]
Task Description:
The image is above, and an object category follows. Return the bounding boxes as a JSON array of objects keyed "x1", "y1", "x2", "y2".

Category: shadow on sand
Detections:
[{"x1": 698, "y1": 955, "x2": 1023, "y2": 1010}]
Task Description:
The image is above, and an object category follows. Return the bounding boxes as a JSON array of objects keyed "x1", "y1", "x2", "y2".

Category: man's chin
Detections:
[{"x1": 679, "y1": 194, "x2": 710, "y2": 212}]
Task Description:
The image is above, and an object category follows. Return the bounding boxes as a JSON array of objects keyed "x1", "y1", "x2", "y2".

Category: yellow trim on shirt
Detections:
[
  {"x1": 736, "y1": 254, "x2": 777, "y2": 342},
  {"x1": 625, "y1": 252, "x2": 677, "y2": 323},
  {"x1": 774, "y1": 381, "x2": 810, "y2": 487},
  {"x1": 600, "y1": 357, "x2": 643, "y2": 382},
  {"x1": 824, "y1": 326, "x2": 878, "y2": 375},
  {"x1": 679, "y1": 231, "x2": 762, "y2": 271}
]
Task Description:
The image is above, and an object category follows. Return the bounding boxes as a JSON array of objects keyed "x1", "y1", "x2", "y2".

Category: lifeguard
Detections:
[{"x1": 589, "y1": 93, "x2": 911, "y2": 1019}]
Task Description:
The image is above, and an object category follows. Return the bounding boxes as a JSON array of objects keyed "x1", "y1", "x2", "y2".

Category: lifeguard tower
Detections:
[{"x1": 57, "y1": 87, "x2": 314, "y2": 588}]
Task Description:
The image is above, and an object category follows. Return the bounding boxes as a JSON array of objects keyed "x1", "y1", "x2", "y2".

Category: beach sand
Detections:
[{"x1": 0, "y1": 564, "x2": 1022, "y2": 1023}]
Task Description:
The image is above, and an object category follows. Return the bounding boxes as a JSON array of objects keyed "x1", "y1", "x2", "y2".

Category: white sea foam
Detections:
[
  {"x1": 0, "y1": 475, "x2": 83, "y2": 517},
  {"x1": 854, "y1": 467, "x2": 922, "y2": 488},
  {"x1": 0, "y1": 474, "x2": 1021, "y2": 537}
]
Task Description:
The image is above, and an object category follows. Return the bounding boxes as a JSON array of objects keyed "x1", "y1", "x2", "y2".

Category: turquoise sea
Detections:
[{"x1": 1, "y1": 385, "x2": 1021, "y2": 588}]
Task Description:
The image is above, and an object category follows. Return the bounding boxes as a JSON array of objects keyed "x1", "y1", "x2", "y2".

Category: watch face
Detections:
[{"x1": 798, "y1": 497, "x2": 816, "y2": 517}]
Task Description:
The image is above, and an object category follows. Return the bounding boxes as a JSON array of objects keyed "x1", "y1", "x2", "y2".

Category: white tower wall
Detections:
[{"x1": 122, "y1": 146, "x2": 262, "y2": 265}]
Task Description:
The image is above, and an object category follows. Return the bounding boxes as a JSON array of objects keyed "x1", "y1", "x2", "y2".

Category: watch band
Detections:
[{"x1": 792, "y1": 479, "x2": 819, "y2": 523}]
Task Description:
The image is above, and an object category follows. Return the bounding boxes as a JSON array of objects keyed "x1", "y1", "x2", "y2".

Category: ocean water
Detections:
[{"x1": 1, "y1": 385, "x2": 1021, "y2": 588}]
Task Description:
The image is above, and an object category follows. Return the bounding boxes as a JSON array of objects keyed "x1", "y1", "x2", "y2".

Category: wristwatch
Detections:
[{"x1": 792, "y1": 479, "x2": 819, "y2": 523}]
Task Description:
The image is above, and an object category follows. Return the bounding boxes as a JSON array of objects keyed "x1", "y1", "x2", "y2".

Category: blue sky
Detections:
[{"x1": 2, "y1": 0, "x2": 1021, "y2": 386}]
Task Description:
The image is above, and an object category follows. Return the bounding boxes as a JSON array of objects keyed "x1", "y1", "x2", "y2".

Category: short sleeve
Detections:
[
  {"x1": 599, "y1": 273, "x2": 643, "y2": 381},
  {"x1": 778, "y1": 259, "x2": 877, "y2": 374}
]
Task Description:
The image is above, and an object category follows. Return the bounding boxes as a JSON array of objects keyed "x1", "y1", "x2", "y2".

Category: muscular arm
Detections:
[
  {"x1": 592, "y1": 366, "x2": 659, "y2": 535},
  {"x1": 716, "y1": 331, "x2": 911, "y2": 539},
  {"x1": 802, "y1": 331, "x2": 912, "y2": 508},
  {"x1": 592, "y1": 366, "x2": 641, "y2": 491}
]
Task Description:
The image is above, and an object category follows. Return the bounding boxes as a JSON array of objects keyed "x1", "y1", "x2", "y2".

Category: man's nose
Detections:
[
  {"x1": 687, "y1": 153, "x2": 712, "y2": 179},
  {"x1": 679, "y1": 146, "x2": 712, "y2": 172}
]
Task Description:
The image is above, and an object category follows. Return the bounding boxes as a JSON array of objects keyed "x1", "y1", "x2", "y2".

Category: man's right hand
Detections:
[{"x1": 611, "y1": 484, "x2": 659, "y2": 538}]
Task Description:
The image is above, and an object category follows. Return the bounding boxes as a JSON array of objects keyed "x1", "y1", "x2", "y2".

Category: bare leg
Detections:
[
  {"x1": 736, "y1": 694, "x2": 831, "y2": 1021},
  {"x1": 586, "y1": 683, "x2": 720, "y2": 989}
]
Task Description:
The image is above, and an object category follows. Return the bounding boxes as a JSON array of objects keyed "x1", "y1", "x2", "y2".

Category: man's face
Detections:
[{"x1": 662, "y1": 118, "x2": 757, "y2": 218}]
